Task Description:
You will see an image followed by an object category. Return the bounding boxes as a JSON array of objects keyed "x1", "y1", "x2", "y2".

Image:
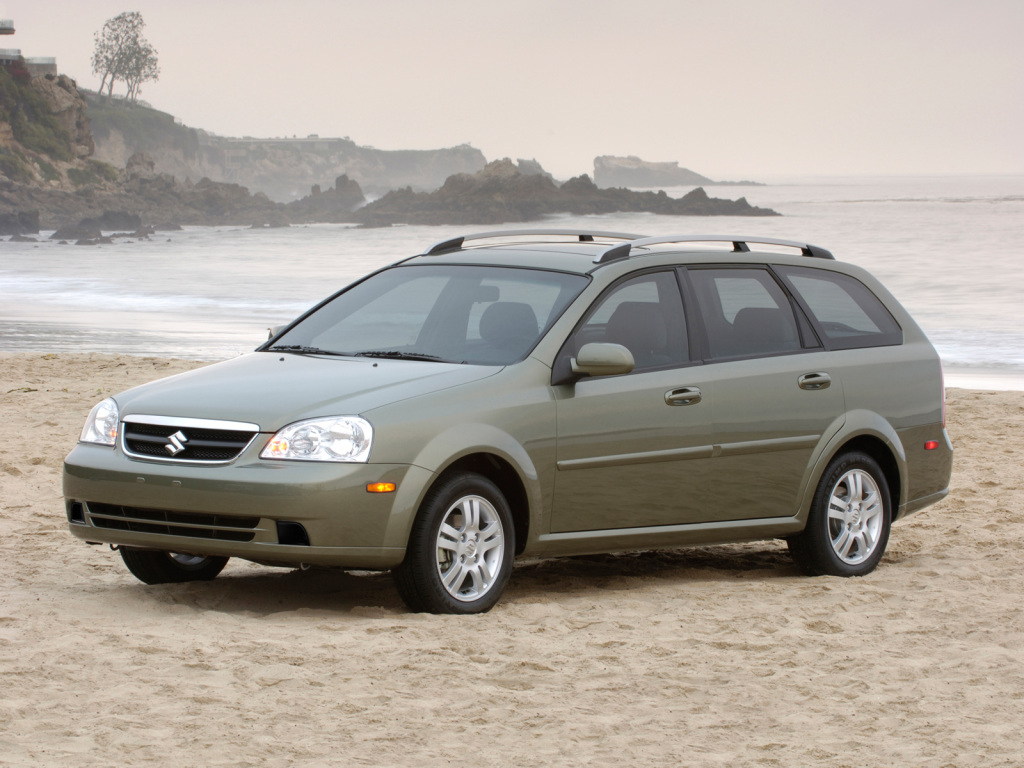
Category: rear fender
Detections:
[{"x1": 795, "y1": 410, "x2": 906, "y2": 526}]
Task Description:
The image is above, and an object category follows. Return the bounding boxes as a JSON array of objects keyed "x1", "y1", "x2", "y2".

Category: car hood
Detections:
[{"x1": 115, "y1": 352, "x2": 501, "y2": 431}]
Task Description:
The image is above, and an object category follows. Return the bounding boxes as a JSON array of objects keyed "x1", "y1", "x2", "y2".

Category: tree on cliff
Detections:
[{"x1": 91, "y1": 12, "x2": 160, "y2": 103}]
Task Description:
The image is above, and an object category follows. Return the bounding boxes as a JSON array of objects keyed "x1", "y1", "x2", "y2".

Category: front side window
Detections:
[
  {"x1": 688, "y1": 268, "x2": 803, "y2": 360},
  {"x1": 271, "y1": 265, "x2": 588, "y2": 365},
  {"x1": 777, "y1": 266, "x2": 903, "y2": 349},
  {"x1": 561, "y1": 270, "x2": 689, "y2": 373}
]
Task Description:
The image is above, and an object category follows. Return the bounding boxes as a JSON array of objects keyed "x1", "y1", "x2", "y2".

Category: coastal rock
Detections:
[
  {"x1": 286, "y1": 174, "x2": 366, "y2": 223},
  {"x1": 30, "y1": 75, "x2": 94, "y2": 158},
  {"x1": 594, "y1": 155, "x2": 714, "y2": 189},
  {"x1": 125, "y1": 152, "x2": 157, "y2": 179},
  {"x1": 89, "y1": 211, "x2": 142, "y2": 230},
  {"x1": 352, "y1": 160, "x2": 778, "y2": 226},
  {"x1": 516, "y1": 158, "x2": 554, "y2": 180},
  {"x1": 51, "y1": 222, "x2": 102, "y2": 241},
  {"x1": 0, "y1": 211, "x2": 40, "y2": 235},
  {"x1": 354, "y1": 160, "x2": 566, "y2": 226}
]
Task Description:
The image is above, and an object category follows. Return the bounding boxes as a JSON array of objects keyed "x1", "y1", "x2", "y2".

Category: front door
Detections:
[{"x1": 551, "y1": 270, "x2": 715, "y2": 533}]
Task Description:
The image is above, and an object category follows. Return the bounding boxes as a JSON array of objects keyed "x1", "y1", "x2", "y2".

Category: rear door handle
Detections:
[
  {"x1": 799, "y1": 372, "x2": 832, "y2": 391},
  {"x1": 665, "y1": 387, "x2": 702, "y2": 406}
]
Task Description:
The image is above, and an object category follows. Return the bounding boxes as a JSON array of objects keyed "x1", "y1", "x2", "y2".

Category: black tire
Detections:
[
  {"x1": 119, "y1": 547, "x2": 229, "y2": 585},
  {"x1": 394, "y1": 472, "x2": 515, "y2": 614},
  {"x1": 788, "y1": 451, "x2": 892, "y2": 577}
]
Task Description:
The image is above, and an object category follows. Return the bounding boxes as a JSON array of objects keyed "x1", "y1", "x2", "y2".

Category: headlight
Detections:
[
  {"x1": 80, "y1": 398, "x2": 119, "y2": 446},
  {"x1": 261, "y1": 416, "x2": 373, "y2": 463}
]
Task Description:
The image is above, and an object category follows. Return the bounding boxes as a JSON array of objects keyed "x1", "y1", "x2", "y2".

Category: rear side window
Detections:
[
  {"x1": 777, "y1": 266, "x2": 903, "y2": 349},
  {"x1": 688, "y1": 268, "x2": 803, "y2": 359}
]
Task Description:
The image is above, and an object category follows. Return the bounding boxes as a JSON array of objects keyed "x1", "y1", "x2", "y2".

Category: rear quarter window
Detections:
[{"x1": 777, "y1": 266, "x2": 903, "y2": 349}]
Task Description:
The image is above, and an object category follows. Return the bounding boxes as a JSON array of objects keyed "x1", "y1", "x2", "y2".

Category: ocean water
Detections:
[{"x1": 2, "y1": 174, "x2": 1022, "y2": 389}]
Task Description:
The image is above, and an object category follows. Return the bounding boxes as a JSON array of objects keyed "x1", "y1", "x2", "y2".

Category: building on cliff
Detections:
[{"x1": 0, "y1": 20, "x2": 58, "y2": 75}]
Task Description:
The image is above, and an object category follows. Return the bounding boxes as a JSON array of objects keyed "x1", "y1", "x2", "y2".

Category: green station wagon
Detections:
[{"x1": 63, "y1": 231, "x2": 953, "y2": 613}]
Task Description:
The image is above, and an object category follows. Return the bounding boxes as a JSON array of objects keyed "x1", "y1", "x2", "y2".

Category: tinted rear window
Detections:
[
  {"x1": 688, "y1": 268, "x2": 803, "y2": 359},
  {"x1": 777, "y1": 266, "x2": 902, "y2": 349}
]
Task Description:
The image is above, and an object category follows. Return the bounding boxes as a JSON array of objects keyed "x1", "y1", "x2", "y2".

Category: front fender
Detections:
[{"x1": 402, "y1": 422, "x2": 549, "y2": 544}]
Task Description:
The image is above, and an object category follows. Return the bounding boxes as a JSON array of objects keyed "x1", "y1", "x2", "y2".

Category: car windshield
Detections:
[{"x1": 268, "y1": 264, "x2": 589, "y2": 365}]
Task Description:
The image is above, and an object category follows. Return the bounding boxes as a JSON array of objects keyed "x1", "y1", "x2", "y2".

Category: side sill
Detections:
[{"x1": 531, "y1": 516, "x2": 805, "y2": 558}]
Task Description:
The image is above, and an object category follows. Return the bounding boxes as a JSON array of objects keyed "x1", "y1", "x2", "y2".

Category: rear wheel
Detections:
[
  {"x1": 119, "y1": 547, "x2": 229, "y2": 584},
  {"x1": 789, "y1": 451, "x2": 891, "y2": 577},
  {"x1": 395, "y1": 472, "x2": 514, "y2": 614}
]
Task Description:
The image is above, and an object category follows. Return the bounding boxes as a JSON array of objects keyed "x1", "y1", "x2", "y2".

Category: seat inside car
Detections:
[
  {"x1": 479, "y1": 301, "x2": 539, "y2": 355},
  {"x1": 605, "y1": 301, "x2": 669, "y2": 367}
]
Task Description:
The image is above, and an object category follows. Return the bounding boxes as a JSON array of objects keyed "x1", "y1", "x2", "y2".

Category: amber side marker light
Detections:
[
  {"x1": 924, "y1": 441, "x2": 939, "y2": 451},
  {"x1": 367, "y1": 482, "x2": 397, "y2": 493}
]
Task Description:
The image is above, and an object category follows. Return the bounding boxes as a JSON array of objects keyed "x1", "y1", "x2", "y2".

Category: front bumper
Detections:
[{"x1": 63, "y1": 441, "x2": 433, "y2": 570}]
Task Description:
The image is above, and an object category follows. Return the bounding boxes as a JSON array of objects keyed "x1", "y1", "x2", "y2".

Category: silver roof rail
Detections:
[
  {"x1": 425, "y1": 229, "x2": 649, "y2": 255},
  {"x1": 594, "y1": 235, "x2": 835, "y2": 264}
]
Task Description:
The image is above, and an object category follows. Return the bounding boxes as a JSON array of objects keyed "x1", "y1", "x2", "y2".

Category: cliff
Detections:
[
  {"x1": 0, "y1": 70, "x2": 120, "y2": 233},
  {"x1": 86, "y1": 94, "x2": 486, "y2": 201},
  {"x1": 0, "y1": 75, "x2": 778, "y2": 234}
]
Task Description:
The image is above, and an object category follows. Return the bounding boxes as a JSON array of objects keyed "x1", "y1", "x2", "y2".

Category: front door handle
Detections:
[
  {"x1": 799, "y1": 372, "x2": 832, "y2": 391},
  {"x1": 665, "y1": 387, "x2": 702, "y2": 406}
]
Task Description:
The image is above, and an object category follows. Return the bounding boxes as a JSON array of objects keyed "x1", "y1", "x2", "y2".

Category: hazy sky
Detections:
[{"x1": 7, "y1": 0, "x2": 1023, "y2": 179}]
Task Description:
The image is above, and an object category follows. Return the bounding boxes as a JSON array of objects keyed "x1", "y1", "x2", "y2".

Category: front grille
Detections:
[
  {"x1": 121, "y1": 415, "x2": 259, "y2": 464},
  {"x1": 87, "y1": 503, "x2": 261, "y2": 542}
]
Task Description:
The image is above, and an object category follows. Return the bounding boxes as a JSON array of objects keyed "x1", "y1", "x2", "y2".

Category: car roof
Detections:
[{"x1": 399, "y1": 230, "x2": 838, "y2": 276}]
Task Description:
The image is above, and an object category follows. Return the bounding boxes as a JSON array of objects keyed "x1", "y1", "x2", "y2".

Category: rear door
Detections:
[{"x1": 685, "y1": 266, "x2": 846, "y2": 521}]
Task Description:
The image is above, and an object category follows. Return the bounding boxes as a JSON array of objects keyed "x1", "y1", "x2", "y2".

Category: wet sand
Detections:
[{"x1": 1, "y1": 353, "x2": 1021, "y2": 766}]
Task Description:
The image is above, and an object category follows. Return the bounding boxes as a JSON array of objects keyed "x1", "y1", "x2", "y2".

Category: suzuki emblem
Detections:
[{"x1": 166, "y1": 430, "x2": 189, "y2": 456}]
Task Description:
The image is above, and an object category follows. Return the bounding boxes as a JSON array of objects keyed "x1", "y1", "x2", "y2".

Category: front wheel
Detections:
[
  {"x1": 788, "y1": 451, "x2": 892, "y2": 577},
  {"x1": 395, "y1": 472, "x2": 515, "y2": 614},
  {"x1": 119, "y1": 547, "x2": 229, "y2": 584}
]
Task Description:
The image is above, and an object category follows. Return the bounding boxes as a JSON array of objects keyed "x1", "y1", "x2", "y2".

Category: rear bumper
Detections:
[{"x1": 895, "y1": 426, "x2": 953, "y2": 521}]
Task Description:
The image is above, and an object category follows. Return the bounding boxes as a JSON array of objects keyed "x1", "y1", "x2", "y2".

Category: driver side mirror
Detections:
[{"x1": 570, "y1": 343, "x2": 635, "y2": 378}]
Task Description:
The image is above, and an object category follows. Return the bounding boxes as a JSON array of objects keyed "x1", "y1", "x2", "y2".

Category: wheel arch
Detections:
[
  {"x1": 799, "y1": 411, "x2": 907, "y2": 524},
  {"x1": 833, "y1": 435, "x2": 902, "y2": 515},
  {"x1": 433, "y1": 453, "x2": 531, "y2": 555}
]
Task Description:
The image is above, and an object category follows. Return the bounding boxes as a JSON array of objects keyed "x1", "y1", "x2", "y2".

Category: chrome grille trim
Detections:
[
  {"x1": 121, "y1": 414, "x2": 261, "y2": 465},
  {"x1": 124, "y1": 414, "x2": 261, "y2": 432}
]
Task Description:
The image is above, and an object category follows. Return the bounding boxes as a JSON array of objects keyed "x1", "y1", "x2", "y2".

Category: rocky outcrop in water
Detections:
[
  {"x1": 0, "y1": 211, "x2": 40, "y2": 235},
  {"x1": 592, "y1": 155, "x2": 763, "y2": 189},
  {"x1": 353, "y1": 159, "x2": 778, "y2": 225},
  {"x1": 285, "y1": 175, "x2": 366, "y2": 223},
  {"x1": 594, "y1": 156, "x2": 714, "y2": 188},
  {"x1": 5, "y1": 154, "x2": 778, "y2": 233}
]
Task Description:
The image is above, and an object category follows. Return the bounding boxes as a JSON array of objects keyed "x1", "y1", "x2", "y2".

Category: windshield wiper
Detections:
[
  {"x1": 268, "y1": 345, "x2": 350, "y2": 357},
  {"x1": 353, "y1": 350, "x2": 445, "y2": 362}
]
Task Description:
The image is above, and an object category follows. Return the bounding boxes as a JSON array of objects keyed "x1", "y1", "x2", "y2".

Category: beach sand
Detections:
[{"x1": 1, "y1": 353, "x2": 1021, "y2": 766}]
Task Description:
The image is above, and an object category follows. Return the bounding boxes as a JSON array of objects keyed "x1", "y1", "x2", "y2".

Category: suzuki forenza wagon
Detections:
[{"x1": 64, "y1": 231, "x2": 953, "y2": 613}]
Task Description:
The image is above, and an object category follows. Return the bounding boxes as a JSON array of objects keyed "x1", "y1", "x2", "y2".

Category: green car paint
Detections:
[{"x1": 64, "y1": 233, "x2": 953, "y2": 613}]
